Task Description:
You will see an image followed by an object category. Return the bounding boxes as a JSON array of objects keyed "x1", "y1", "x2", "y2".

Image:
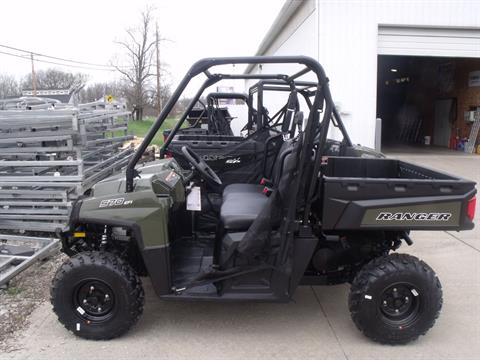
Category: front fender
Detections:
[
  {"x1": 63, "y1": 190, "x2": 173, "y2": 296},
  {"x1": 78, "y1": 190, "x2": 170, "y2": 248}
]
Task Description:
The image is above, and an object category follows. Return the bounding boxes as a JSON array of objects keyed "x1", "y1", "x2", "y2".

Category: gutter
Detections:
[{"x1": 245, "y1": 0, "x2": 304, "y2": 74}]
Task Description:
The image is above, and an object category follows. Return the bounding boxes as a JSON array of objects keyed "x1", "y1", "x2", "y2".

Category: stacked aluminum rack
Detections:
[
  {"x1": 465, "y1": 111, "x2": 480, "y2": 154},
  {"x1": 0, "y1": 98, "x2": 134, "y2": 286}
]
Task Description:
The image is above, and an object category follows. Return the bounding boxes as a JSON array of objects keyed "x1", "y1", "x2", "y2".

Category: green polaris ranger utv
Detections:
[{"x1": 51, "y1": 56, "x2": 477, "y2": 344}]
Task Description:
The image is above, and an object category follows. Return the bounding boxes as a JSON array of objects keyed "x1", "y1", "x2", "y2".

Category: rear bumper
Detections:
[{"x1": 322, "y1": 189, "x2": 476, "y2": 231}]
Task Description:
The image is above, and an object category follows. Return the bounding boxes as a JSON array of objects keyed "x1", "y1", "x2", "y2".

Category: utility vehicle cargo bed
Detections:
[{"x1": 321, "y1": 157, "x2": 476, "y2": 230}]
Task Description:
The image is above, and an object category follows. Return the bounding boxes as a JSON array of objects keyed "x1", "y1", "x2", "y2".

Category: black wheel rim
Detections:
[
  {"x1": 379, "y1": 283, "x2": 421, "y2": 328},
  {"x1": 73, "y1": 279, "x2": 115, "y2": 322}
]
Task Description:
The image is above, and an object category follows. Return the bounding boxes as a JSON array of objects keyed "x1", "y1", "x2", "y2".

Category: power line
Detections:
[
  {"x1": 0, "y1": 43, "x2": 115, "y2": 69},
  {"x1": 0, "y1": 49, "x2": 117, "y2": 72}
]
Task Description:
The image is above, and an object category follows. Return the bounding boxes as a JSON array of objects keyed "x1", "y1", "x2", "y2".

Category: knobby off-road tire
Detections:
[
  {"x1": 51, "y1": 251, "x2": 144, "y2": 340},
  {"x1": 348, "y1": 253, "x2": 442, "y2": 345}
]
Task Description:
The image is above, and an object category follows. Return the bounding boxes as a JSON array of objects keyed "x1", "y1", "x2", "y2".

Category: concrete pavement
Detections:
[{"x1": 3, "y1": 151, "x2": 479, "y2": 360}]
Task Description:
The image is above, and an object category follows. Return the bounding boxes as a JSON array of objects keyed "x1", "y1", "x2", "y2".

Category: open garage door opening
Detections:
[{"x1": 377, "y1": 55, "x2": 480, "y2": 153}]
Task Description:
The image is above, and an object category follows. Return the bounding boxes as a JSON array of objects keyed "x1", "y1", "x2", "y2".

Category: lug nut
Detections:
[
  {"x1": 90, "y1": 286, "x2": 95, "y2": 292},
  {"x1": 83, "y1": 299, "x2": 87, "y2": 304},
  {"x1": 393, "y1": 288, "x2": 397, "y2": 292},
  {"x1": 98, "y1": 307, "x2": 102, "y2": 312},
  {"x1": 405, "y1": 296, "x2": 409, "y2": 301},
  {"x1": 105, "y1": 294, "x2": 109, "y2": 300},
  {"x1": 395, "y1": 309, "x2": 399, "y2": 313},
  {"x1": 383, "y1": 300, "x2": 387, "y2": 306}
]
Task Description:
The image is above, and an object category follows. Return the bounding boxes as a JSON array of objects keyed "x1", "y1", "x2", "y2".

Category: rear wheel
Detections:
[
  {"x1": 51, "y1": 251, "x2": 144, "y2": 340},
  {"x1": 348, "y1": 253, "x2": 442, "y2": 344}
]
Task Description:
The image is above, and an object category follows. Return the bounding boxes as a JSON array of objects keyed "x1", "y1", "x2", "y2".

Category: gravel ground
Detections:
[{"x1": 0, "y1": 251, "x2": 66, "y2": 353}]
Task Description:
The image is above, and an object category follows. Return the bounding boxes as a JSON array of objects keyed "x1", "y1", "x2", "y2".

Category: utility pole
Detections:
[
  {"x1": 30, "y1": 53, "x2": 37, "y2": 96},
  {"x1": 155, "y1": 22, "x2": 162, "y2": 113}
]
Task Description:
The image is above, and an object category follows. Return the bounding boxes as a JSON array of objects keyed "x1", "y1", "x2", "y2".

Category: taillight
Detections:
[{"x1": 467, "y1": 196, "x2": 476, "y2": 221}]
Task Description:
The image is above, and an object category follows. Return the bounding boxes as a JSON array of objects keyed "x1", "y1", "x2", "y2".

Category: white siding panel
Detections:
[
  {"x1": 247, "y1": 12, "x2": 319, "y2": 118},
  {"x1": 378, "y1": 26, "x2": 480, "y2": 57}
]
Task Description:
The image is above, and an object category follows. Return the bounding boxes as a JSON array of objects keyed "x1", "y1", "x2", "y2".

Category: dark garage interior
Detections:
[{"x1": 377, "y1": 55, "x2": 480, "y2": 152}]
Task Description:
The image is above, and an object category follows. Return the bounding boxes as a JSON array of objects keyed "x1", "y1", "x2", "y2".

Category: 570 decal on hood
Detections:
[
  {"x1": 99, "y1": 198, "x2": 133, "y2": 208},
  {"x1": 376, "y1": 212, "x2": 452, "y2": 221}
]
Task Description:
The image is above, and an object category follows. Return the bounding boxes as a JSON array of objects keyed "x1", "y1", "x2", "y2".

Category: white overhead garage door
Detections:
[{"x1": 378, "y1": 26, "x2": 480, "y2": 58}]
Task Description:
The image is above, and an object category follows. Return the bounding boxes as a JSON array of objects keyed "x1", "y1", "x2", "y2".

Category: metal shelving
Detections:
[{"x1": 0, "y1": 98, "x2": 134, "y2": 286}]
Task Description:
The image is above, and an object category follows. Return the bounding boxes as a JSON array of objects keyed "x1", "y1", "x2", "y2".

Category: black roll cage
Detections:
[
  {"x1": 206, "y1": 92, "x2": 249, "y2": 106},
  {"x1": 125, "y1": 56, "x2": 336, "y2": 225},
  {"x1": 248, "y1": 79, "x2": 299, "y2": 130},
  {"x1": 248, "y1": 79, "x2": 352, "y2": 145},
  {"x1": 183, "y1": 93, "x2": 251, "y2": 131},
  {"x1": 206, "y1": 92, "x2": 251, "y2": 133}
]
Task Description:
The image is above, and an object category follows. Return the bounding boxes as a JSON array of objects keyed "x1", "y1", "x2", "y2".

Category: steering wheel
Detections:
[{"x1": 181, "y1": 146, "x2": 222, "y2": 186}]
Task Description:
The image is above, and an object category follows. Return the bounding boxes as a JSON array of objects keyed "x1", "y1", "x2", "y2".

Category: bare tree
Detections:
[
  {"x1": 22, "y1": 69, "x2": 87, "y2": 90},
  {"x1": 113, "y1": 7, "x2": 160, "y2": 121},
  {"x1": 0, "y1": 74, "x2": 20, "y2": 99}
]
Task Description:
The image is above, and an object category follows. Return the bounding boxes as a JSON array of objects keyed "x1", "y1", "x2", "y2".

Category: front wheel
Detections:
[
  {"x1": 51, "y1": 251, "x2": 144, "y2": 340},
  {"x1": 348, "y1": 253, "x2": 442, "y2": 345}
]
